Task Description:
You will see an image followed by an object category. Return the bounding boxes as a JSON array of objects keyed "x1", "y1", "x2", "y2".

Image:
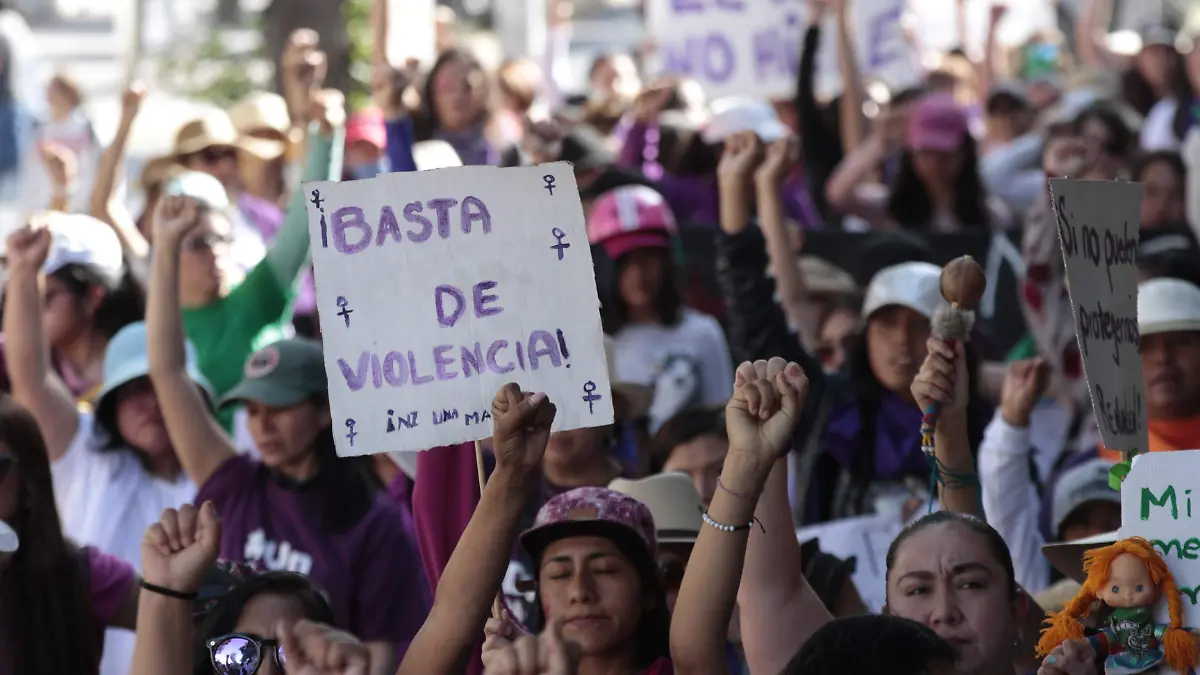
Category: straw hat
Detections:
[
  {"x1": 172, "y1": 109, "x2": 283, "y2": 161},
  {"x1": 229, "y1": 91, "x2": 294, "y2": 161}
]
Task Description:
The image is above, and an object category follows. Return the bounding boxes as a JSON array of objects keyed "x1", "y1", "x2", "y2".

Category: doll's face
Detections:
[{"x1": 1098, "y1": 554, "x2": 1159, "y2": 608}]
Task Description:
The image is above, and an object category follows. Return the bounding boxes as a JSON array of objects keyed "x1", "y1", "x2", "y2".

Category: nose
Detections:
[
  {"x1": 567, "y1": 569, "x2": 598, "y2": 606},
  {"x1": 928, "y1": 588, "x2": 964, "y2": 629}
]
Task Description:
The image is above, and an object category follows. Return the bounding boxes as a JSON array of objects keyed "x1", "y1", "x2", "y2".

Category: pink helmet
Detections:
[{"x1": 586, "y1": 185, "x2": 677, "y2": 261}]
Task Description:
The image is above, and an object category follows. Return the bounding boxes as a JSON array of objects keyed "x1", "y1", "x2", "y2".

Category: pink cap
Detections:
[
  {"x1": 586, "y1": 185, "x2": 677, "y2": 260},
  {"x1": 520, "y1": 487, "x2": 658, "y2": 562},
  {"x1": 906, "y1": 93, "x2": 969, "y2": 152},
  {"x1": 346, "y1": 108, "x2": 387, "y2": 150}
]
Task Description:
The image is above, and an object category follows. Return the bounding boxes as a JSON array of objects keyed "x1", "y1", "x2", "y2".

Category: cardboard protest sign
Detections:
[
  {"x1": 387, "y1": 0, "x2": 436, "y2": 67},
  {"x1": 304, "y1": 163, "x2": 613, "y2": 456},
  {"x1": 1120, "y1": 451, "x2": 1200, "y2": 647},
  {"x1": 1050, "y1": 179, "x2": 1147, "y2": 454},
  {"x1": 813, "y1": 0, "x2": 922, "y2": 99},
  {"x1": 646, "y1": 0, "x2": 805, "y2": 100}
]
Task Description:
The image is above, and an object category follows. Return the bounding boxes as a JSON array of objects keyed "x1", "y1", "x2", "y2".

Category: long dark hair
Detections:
[
  {"x1": 600, "y1": 249, "x2": 684, "y2": 334},
  {"x1": 781, "y1": 615, "x2": 957, "y2": 675},
  {"x1": 413, "y1": 48, "x2": 488, "y2": 141},
  {"x1": 192, "y1": 571, "x2": 335, "y2": 675},
  {"x1": 886, "y1": 135, "x2": 991, "y2": 230},
  {"x1": 0, "y1": 395, "x2": 99, "y2": 674},
  {"x1": 270, "y1": 395, "x2": 377, "y2": 534},
  {"x1": 50, "y1": 264, "x2": 145, "y2": 340},
  {"x1": 843, "y1": 327, "x2": 990, "y2": 514}
]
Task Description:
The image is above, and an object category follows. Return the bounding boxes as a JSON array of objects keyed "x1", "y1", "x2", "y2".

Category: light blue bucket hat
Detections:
[{"x1": 94, "y1": 322, "x2": 212, "y2": 412}]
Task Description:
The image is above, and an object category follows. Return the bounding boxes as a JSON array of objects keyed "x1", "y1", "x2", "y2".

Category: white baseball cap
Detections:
[
  {"x1": 1138, "y1": 278, "x2": 1200, "y2": 336},
  {"x1": 43, "y1": 213, "x2": 124, "y2": 287},
  {"x1": 861, "y1": 261, "x2": 943, "y2": 320},
  {"x1": 1050, "y1": 458, "x2": 1121, "y2": 536},
  {"x1": 701, "y1": 96, "x2": 790, "y2": 144}
]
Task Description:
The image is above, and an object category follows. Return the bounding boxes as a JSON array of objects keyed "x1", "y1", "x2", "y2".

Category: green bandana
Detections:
[{"x1": 1110, "y1": 605, "x2": 1157, "y2": 653}]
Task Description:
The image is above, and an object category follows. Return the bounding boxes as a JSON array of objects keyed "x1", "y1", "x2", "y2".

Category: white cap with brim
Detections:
[
  {"x1": 862, "y1": 261, "x2": 943, "y2": 320},
  {"x1": 701, "y1": 96, "x2": 789, "y2": 144},
  {"x1": 94, "y1": 322, "x2": 212, "y2": 414},
  {"x1": 43, "y1": 213, "x2": 125, "y2": 287},
  {"x1": 1042, "y1": 530, "x2": 1119, "y2": 583},
  {"x1": 1050, "y1": 458, "x2": 1121, "y2": 536},
  {"x1": 608, "y1": 472, "x2": 703, "y2": 544},
  {"x1": 1139, "y1": 278, "x2": 1200, "y2": 336}
]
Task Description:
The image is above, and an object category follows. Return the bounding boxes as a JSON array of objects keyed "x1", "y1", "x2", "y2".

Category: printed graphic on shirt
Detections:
[{"x1": 243, "y1": 529, "x2": 314, "y2": 575}]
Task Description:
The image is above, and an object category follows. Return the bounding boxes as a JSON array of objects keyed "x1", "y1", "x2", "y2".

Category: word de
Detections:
[
  {"x1": 324, "y1": 196, "x2": 493, "y2": 255},
  {"x1": 1056, "y1": 196, "x2": 1140, "y2": 293},
  {"x1": 336, "y1": 296, "x2": 354, "y2": 328},
  {"x1": 1076, "y1": 300, "x2": 1140, "y2": 365},
  {"x1": 436, "y1": 281, "x2": 503, "y2": 328},
  {"x1": 551, "y1": 228, "x2": 570, "y2": 260},
  {"x1": 337, "y1": 328, "x2": 571, "y2": 391},
  {"x1": 543, "y1": 175, "x2": 557, "y2": 195}
]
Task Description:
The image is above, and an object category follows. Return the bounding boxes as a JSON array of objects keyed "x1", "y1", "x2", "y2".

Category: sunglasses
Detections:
[
  {"x1": 659, "y1": 560, "x2": 686, "y2": 590},
  {"x1": 183, "y1": 232, "x2": 233, "y2": 252},
  {"x1": 200, "y1": 147, "x2": 238, "y2": 163},
  {"x1": 208, "y1": 633, "x2": 287, "y2": 675}
]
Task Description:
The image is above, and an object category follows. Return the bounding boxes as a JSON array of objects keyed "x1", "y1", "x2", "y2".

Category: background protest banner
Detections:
[
  {"x1": 1051, "y1": 179, "x2": 1147, "y2": 454},
  {"x1": 644, "y1": 0, "x2": 918, "y2": 100},
  {"x1": 304, "y1": 162, "x2": 613, "y2": 456},
  {"x1": 387, "y1": 0, "x2": 436, "y2": 67},
  {"x1": 1120, "y1": 451, "x2": 1200, "y2": 644}
]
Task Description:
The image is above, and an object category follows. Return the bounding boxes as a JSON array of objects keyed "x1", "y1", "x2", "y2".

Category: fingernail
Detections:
[
  {"x1": 529, "y1": 392, "x2": 547, "y2": 405},
  {"x1": 1046, "y1": 656, "x2": 1056, "y2": 664}
]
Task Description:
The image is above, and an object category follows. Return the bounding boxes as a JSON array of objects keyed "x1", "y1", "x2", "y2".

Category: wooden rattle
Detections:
[{"x1": 920, "y1": 256, "x2": 987, "y2": 455}]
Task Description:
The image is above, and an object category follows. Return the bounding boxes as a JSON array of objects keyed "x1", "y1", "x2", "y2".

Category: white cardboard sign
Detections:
[
  {"x1": 304, "y1": 163, "x2": 613, "y2": 456},
  {"x1": 646, "y1": 0, "x2": 917, "y2": 101},
  {"x1": 1120, "y1": 450, "x2": 1200, "y2": 660},
  {"x1": 1051, "y1": 179, "x2": 1147, "y2": 454}
]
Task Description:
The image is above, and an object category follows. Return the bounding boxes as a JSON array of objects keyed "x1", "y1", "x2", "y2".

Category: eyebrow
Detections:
[
  {"x1": 542, "y1": 551, "x2": 618, "y2": 568},
  {"x1": 897, "y1": 563, "x2": 995, "y2": 583}
]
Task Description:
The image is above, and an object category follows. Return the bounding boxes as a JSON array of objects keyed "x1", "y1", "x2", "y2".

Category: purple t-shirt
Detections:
[
  {"x1": 194, "y1": 455, "x2": 431, "y2": 652},
  {"x1": 86, "y1": 546, "x2": 136, "y2": 625}
]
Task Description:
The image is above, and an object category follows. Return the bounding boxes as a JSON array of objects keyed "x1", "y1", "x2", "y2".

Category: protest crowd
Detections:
[{"x1": 4, "y1": 0, "x2": 1200, "y2": 673}]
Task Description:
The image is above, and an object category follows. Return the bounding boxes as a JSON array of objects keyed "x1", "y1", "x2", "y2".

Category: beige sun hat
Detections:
[{"x1": 608, "y1": 472, "x2": 703, "y2": 544}]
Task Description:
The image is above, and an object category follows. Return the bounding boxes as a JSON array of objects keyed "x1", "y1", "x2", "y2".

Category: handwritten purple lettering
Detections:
[
  {"x1": 330, "y1": 197, "x2": 494, "y2": 254},
  {"x1": 866, "y1": 6, "x2": 903, "y2": 69},
  {"x1": 437, "y1": 281, "x2": 505, "y2": 328},
  {"x1": 334, "y1": 329, "x2": 570, "y2": 390},
  {"x1": 660, "y1": 33, "x2": 736, "y2": 84}
]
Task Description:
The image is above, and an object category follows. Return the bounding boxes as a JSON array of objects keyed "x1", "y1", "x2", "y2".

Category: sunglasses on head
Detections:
[{"x1": 208, "y1": 633, "x2": 287, "y2": 675}]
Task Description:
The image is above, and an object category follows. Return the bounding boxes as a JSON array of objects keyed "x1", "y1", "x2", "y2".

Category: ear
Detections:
[
  {"x1": 1013, "y1": 589, "x2": 1030, "y2": 625},
  {"x1": 82, "y1": 285, "x2": 108, "y2": 319}
]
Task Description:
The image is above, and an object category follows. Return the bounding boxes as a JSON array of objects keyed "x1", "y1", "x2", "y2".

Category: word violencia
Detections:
[
  {"x1": 337, "y1": 329, "x2": 571, "y2": 391},
  {"x1": 319, "y1": 197, "x2": 492, "y2": 254}
]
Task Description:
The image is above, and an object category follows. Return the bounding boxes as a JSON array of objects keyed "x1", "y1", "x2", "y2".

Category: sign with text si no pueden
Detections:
[
  {"x1": 1051, "y1": 178, "x2": 1147, "y2": 454},
  {"x1": 303, "y1": 163, "x2": 613, "y2": 456},
  {"x1": 1121, "y1": 451, "x2": 1200, "y2": 647}
]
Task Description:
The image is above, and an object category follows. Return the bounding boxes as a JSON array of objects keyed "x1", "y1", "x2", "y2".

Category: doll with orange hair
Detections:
[{"x1": 1036, "y1": 537, "x2": 1199, "y2": 674}]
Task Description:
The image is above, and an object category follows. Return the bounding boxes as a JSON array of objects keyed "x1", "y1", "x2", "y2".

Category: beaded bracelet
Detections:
[{"x1": 702, "y1": 512, "x2": 751, "y2": 532}]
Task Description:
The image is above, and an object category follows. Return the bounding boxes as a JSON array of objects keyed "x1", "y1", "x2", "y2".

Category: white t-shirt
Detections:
[
  {"x1": 52, "y1": 412, "x2": 196, "y2": 675},
  {"x1": 612, "y1": 309, "x2": 734, "y2": 425},
  {"x1": 1141, "y1": 98, "x2": 1180, "y2": 152}
]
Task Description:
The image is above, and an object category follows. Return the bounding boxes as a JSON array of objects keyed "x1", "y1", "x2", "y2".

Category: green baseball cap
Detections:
[{"x1": 218, "y1": 338, "x2": 328, "y2": 409}]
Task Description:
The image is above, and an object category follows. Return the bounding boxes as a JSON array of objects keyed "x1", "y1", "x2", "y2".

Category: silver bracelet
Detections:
[{"x1": 702, "y1": 512, "x2": 754, "y2": 533}]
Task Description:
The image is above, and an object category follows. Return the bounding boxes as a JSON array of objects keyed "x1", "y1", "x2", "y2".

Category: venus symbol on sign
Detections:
[
  {"x1": 582, "y1": 381, "x2": 601, "y2": 414},
  {"x1": 543, "y1": 175, "x2": 556, "y2": 195},
  {"x1": 345, "y1": 419, "x2": 358, "y2": 447},
  {"x1": 551, "y1": 228, "x2": 570, "y2": 260},
  {"x1": 336, "y1": 296, "x2": 354, "y2": 327},
  {"x1": 310, "y1": 189, "x2": 324, "y2": 211}
]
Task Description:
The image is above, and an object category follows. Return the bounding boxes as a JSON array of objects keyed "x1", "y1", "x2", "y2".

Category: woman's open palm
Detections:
[{"x1": 141, "y1": 502, "x2": 221, "y2": 595}]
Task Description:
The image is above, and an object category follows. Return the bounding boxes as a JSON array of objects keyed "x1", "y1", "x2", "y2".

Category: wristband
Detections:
[{"x1": 140, "y1": 579, "x2": 198, "y2": 601}]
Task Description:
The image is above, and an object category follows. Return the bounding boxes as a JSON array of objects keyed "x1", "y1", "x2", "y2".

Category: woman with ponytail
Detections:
[{"x1": 1036, "y1": 537, "x2": 1199, "y2": 674}]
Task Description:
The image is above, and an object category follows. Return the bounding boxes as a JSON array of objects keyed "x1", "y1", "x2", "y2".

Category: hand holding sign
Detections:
[{"x1": 492, "y1": 384, "x2": 557, "y2": 479}]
